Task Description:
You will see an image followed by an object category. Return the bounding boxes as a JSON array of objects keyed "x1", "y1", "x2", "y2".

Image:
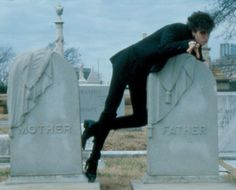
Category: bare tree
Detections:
[
  {"x1": 0, "y1": 46, "x2": 16, "y2": 93},
  {"x1": 210, "y1": 0, "x2": 236, "y2": 39},
  {"x1": 46, "y1": 42, "x2": 82, "y2": 68},
  {"x1": 64, "y1": 47, "x2": 81, "y2": 68}
]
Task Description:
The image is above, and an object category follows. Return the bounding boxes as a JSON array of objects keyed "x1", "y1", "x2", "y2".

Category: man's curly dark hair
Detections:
[{"x1": 187, "y1": 11, "x2": 215, "y2": 33}]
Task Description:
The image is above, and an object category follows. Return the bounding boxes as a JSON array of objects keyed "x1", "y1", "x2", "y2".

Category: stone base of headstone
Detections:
[
  {"x1": 0, "y1": 173, "x2": 100, "y2": 190},
  {"x1": 0, "y1": 181, "x2": 100, "y2": 190},
  {"x1": 142, "y1": 173, "x2": 220, "y2": 183},
  {"x1": 6, "y1": 174, "x2": 87, "y2": 184},
  {"x1": 131, "y1": 180, "x2": 236, "y2": 190},
  {"x1": 1, "y1": 173, "x2": 100, "y2": 190}
]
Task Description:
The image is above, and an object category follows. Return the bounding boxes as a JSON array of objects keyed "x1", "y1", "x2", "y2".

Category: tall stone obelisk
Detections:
[{"x1": 54, "y1": 4, "x2": 64, "y2": 56}]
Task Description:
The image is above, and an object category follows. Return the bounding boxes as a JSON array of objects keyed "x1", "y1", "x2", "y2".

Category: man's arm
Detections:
[{"x1": 158, "y1": 25, "x2": 191, "y2": 57}]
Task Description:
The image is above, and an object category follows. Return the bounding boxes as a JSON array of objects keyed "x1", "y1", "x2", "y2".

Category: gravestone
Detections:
[
  {"x1": 0, "y1": 134, "x2": 9, "y2": 160},
  {"x1": 145, "y1": 54, "x2": 218, "y2": 182},
  {"x1": 79, "y1": 84, "x2": 125, "y2": 151},
  {"x1": 131, "y1": 54, "x2": 235, "y2": 189},
  {"x1": 217, "y1": 92, "x2": 236, "y2": 153},
  {"x1": 4, "y1": 49, "x2": 99, "y2": 189},
  {"x1": 79, "y1": 84, "x2": 125, "y2": 122}
]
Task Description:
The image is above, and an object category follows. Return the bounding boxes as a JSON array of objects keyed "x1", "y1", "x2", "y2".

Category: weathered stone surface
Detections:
[
  {"x1": 79, "y1": 84, "x2": 125, "y2": 122},
  {"x1": 0, "y1": 182, "x2": 100, "y2": 190},
  {"x1": 145, "y1": 54, "x2": 218, "y2": 182},
  {"x1": 131, "y1": 180, "x2": 236, "y2": 190},
  {"x1": 217, "y1": 92, "x2": 236, "y2": 152},
  {"x1": 7, "y1": 50, "x2": 83, "y2": 180}
]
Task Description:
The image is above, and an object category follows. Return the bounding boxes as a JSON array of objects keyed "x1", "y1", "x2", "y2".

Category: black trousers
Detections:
[
  {"x1": 89, "y1": 61, "x2": 148, "y2": 160},
  {"x1": 101, "y1": 61, "x2": 148, "y2": 129}
]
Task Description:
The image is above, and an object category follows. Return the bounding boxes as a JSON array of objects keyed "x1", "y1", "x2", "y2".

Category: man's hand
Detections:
[{"x1": 186, "y1": 41, "x2": 200, "y2": 59}]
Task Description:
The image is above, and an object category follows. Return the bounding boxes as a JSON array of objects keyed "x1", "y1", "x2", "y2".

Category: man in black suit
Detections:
[{"x1": 82, "y1": 11, "x2": 215, "y2": 182}]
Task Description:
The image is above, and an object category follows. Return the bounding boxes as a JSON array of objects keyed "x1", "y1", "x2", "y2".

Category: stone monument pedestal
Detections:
[{"x1": 131, "y1": 54, "x2": 236, "y2": 189}]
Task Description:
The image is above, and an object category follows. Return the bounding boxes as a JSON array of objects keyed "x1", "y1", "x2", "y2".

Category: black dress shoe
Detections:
[
  {"x1": 82, "y1": 120, "x2": 96, "y2": 150},
  {"x1": 84, "y1": 158, "x2": 98, "y2": 182}
]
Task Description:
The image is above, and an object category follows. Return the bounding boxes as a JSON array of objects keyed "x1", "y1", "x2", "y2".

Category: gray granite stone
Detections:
[
  {"x1": 217, "y1": 92, "x2": 236, "y2": 152},
  {"x1": 0, "y1": 135, "x2": 9, "y2": 156},
  {"x1": 79, "y1": 84, "x2": 125, "y2": 122},
  {"x1": 0, "y1": 182, "x2": 100, "y2": 190},
  {"x1": 7, "y1": 50, "x2": 85, "y2": 182},
  {"x1": 131, "y1": 180, "x2": 236, "y2": 190},
  {"x1": 145, "y1": 54, "x2": 219, "y2": 182}
]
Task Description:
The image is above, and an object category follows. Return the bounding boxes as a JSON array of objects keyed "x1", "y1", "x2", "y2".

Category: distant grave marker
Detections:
[
  {"x1": 79, "y1": 84, "x2": 125, "y2": 122},
  {"x1": 217, "y1": 92, "x2": 236, "y2": 153}
]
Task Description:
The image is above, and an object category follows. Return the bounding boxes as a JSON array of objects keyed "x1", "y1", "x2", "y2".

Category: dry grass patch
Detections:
[
  {"x1": 0, "y1": 114, "x2": 8, "y2": 120},
  {"x1": 219, "y1": 160, "x2": 236, "y2": 183},
  {"x1": 0, "y1": 114, "x2": 9, "y2": 134},
  {"x1": 0, "y1": 128, "x2": 8, "y2": 134},
  {"x1": 0, "y1": 169, "x2": 9, "y2": 182},
  {"x1": 223, "y1": 174, "x2": 236, "y2": 183},
  {"x1": 99, "y1": 156, "x2": 146, "y2": 190},
  {"x1": 104, "y1": 128, "x2": 147, "y2": 151}
]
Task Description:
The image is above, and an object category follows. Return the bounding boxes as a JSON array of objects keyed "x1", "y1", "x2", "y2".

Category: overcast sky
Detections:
[{"x1": 0, "y1": 0, "x2": 235, "y2": 82}]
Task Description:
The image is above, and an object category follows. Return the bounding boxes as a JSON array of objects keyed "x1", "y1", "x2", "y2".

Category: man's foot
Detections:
[
  {"x1": 84, "y1": 158, "x2": 98, "y2": 182},
  {"x1": 82, "y1": 120, "x2": 96, "y2": 150}
]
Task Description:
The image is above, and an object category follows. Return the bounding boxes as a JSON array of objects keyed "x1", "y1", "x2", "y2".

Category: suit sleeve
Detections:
[{"x1": 158, "y1": 27, "x2": 190, "y2": 57}]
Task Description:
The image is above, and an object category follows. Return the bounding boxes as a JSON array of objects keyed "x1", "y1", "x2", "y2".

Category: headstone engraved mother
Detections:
[{"x1": 7, "y1": 49, "x2": 84, "y2": 182}]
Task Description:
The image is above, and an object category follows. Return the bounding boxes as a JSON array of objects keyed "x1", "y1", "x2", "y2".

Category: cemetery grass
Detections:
[
  {"x1": 98, "y1": 156, "x2": 146, "y2": 190},
  {"x1": 0, "y1": 128, "x2": 8, "y2": 134},
  {"x1": 100, "y1": 128, "x2": 147, "y2": 190},
  {"x1": 103, "y1": 127, "x2": 147, "y2": 151},
  {"x1": 0, "y1": 114, "x2": 8, "y2": 134},
  {"x1": 0, "y1": 169, "x2": 9, "y2": 182},
  {"x1": 98, "y1": 127, "x2": 147, "y2": 190}
]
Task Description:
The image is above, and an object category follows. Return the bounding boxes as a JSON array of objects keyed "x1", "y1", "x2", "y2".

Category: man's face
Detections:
[{"x1": 192, "y1": 30, "x2": 209, "y2": 45}]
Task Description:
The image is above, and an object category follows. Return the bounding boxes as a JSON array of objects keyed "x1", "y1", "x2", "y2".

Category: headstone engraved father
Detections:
[
  {"x1": 7, "y1": 49, "x2": 87, "y2": 184},
  {"x1": 145, "y1": 54, "x2": 218, "y2": 181},
  {"x1": 131, "y1": 54, "x2": 235, "y2": 189}
]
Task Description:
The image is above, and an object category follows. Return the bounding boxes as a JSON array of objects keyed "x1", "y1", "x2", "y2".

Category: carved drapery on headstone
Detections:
[
  {"x1": 7, "y1": 49, "x2": 83, "y2": 181},
  {"x1": 149, "y1": 54, "x2": 195, "y2": 126},
  {"x1": 8, "y1": 49, "x2": 54, "y2": 128}
]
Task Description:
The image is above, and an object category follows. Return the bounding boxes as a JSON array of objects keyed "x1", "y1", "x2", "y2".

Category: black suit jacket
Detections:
[{"x1": 110, "y1": 23, "x2": 203, "y2": 76}]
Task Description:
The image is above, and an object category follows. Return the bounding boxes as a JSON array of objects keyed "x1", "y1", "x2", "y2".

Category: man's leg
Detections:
[
  {"x1": 84, "y1": 73, "x2": 148, "y2": 182},
  {"x1": 85, "y1": 68, "x2": 148, "y2": 150},
  {"x1": 88, "y1": 71, "x2": 148, "y2": 151},
  {"x1": 83, "y1": 55, "x2": 150, "y2": 181},
  {"x1": 83, "y1": 62, "x2": 131, "y2": 182},
  {"x1": 82, "y1": 61, "x2": 130, "y2": 144},
  {"x1": 108, "y1": 73, "x2": 148, "y2": 130}
]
